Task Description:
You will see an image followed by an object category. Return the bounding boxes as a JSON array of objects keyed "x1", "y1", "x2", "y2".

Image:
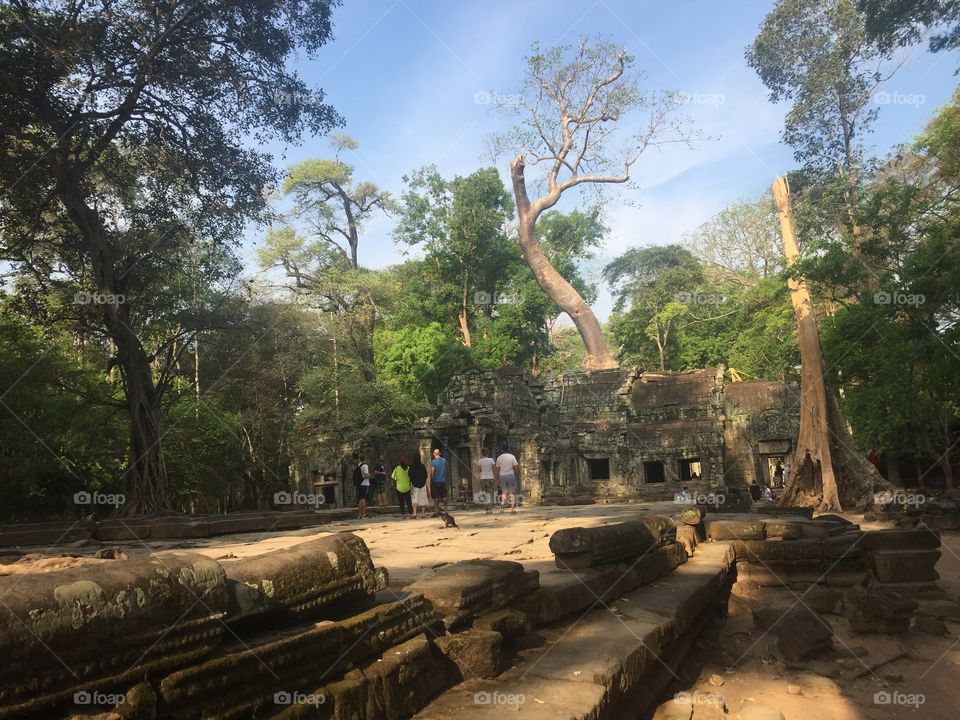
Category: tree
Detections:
[
  {"x1": 683, "y1": 194, "x2": 785, "y2": 288},
  {"x1": 747, "y1": 0, "x2": 887, "y2": 232},
  {"x1": 283, "y1": 134, "x2": 395, "y2": 271},
  {"x1": 494, "y1": 38, "x2": 692, "y2": 369},
  {"x1": 394, "y1": 166, "x2": 515, "y2": 348},
  {"x1": 859, "y1": 0, "x2": 960, "y2": 53},
  {"x1": 605, "y1": 245, "x2": 705, "y2": 370},
  {"x1": 0, "y1": 1, "x2": 341, "y2": 514},
  {"x1": 772, "y1": 176, "x2": 886, "y2": 511}
]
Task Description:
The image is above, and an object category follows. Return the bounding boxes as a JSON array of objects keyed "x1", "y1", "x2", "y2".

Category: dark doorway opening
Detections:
[
  {"x1": 678, "y1": 458, "x2": 702, "y2": 483},
  {"x1": 588, "y1": 458, "x2": 610, "y2": 481},
  {"x1": 644, "y1": 460, "x2": 665, "y2": 484}
]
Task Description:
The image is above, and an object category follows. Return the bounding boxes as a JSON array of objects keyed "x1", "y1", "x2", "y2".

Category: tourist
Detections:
[
  {"x1": 495, "y1": 447, "x2": 520, "y2": 512},
  {"x1": 773, "y1": 461, "x2": 784, "y2": 488},
  {"x1": 783, "y1": 462, "x2": 791, "y2": 487},
  {"x1": 354, "y1": 454, "x2": 371, "y2": 519},
  {"x1": 475, "y1": 447, "x2": 497, "y2": 513},
  {"x1": 430, "y1": 448, "x2": 448, "y2": 514},
  {"x1": 409, "y1": 455, "x2": 429, "y2": 518},
  {"x1": 374, "y1": 453, "x2": 388, "y2": 507},
  {"x1": 392, "y1": 455, "x2": 412, "y2": 518}
]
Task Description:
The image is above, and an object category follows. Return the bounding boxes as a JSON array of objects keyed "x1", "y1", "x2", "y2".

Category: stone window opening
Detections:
[
  {"x1": 587, "y1": 458, "x2": 610, "y2": 481},
  {"x1": 644, "y1": 460, "x2": 665, "y2": 484},
  {"x1": 678, "y1": 458, "x2": 702, "y2": 483}
]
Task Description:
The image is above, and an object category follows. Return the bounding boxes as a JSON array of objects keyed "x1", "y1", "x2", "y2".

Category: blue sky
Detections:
[{"x1": 252, "y1": 0, "x2": 959, "y2": 320}]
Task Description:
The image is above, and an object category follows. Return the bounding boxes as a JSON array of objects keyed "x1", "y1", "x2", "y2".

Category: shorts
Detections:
[
  {"x1": 500, "y1": 474, "x2": 517, "y2": 493},
  {"x1": 479, "y1": 478, "x2": 496, "y2": 504},
  {"x1": 411, "y1": 485, "x2": 429, "y2": 506},
  {"x1": 431, "y1": 482, "x2": 448, "y2": 499},
  {"x1": 357, "y1": 484, "x2": 371, "y2": 501},
  {"x1": 375, "y1": 478, "x2": 386, "y2": 493}
]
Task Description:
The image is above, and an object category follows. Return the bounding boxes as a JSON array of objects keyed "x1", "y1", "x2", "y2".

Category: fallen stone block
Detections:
[
  {"x1": 435, "y1": 628, "x2": 504, "y2": 679},
  {"x1": 850, "y1": 588, "x2": 917, "y2": 634},
  {"x1": 861, "y1": 528, "x2": 940, "y2": 551},
  {"x1": 304, "y1": 634, "x2": 456, "y2": 720},
  {"x1": 869, "y1": 549, "x2": 940, "y2": 583},
  {"x1": 914, "y1": 615, "x2": 948, "y2": 636},
  {"x1": 0, "y1": 552, "x2": 227, "y2": 718},
  {"x1": 802, "y1": 586, "x2": 844, "y2": 615},
  {"x1": 705, "y1": 520, "x2": 766, "y2": 541},
  {"x1": 160, "y1": 595, "x2": 442, "y2": 718},
  {"x1": 916, "y1": 599, "x2": 960, "y2": 622},
  {"x1": 406, "y1": 559, "x2": 538, "y2": 630},
  {"x1": 677, "y1": 524, "x2": 698, "y2": 556},
  {"x1": 221, "y1": 532, "x2": 386, "y2": 625},
  {"x1": 550, "y1": 516, "x2": 676, "y2": 569},
  {"x1": 518, "y1": 544, "x2": 686, "y2": 627},
  {"x1": 473, "y1": 607, "x2": 530, "y2": 640}
]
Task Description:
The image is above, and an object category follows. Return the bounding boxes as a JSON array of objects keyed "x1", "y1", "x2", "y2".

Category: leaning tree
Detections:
[
  {"x1": 0, "y1": 0, "x2": 342, "y2": 514},
  {"x1": 493, "y1": 38, "x2": 694, "y2": 370}
]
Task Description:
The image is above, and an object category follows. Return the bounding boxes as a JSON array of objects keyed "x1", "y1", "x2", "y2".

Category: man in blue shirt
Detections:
[{"x1": 430, "y1": 447, "x2": 448, "y2": 515}]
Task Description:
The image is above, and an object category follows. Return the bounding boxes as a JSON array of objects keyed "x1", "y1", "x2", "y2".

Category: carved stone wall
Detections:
[{"x1": 414, "y1": 366, "x2": 799, "y2": 505}]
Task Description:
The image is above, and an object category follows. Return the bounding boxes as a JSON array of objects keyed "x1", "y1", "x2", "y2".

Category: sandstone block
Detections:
[{"x1": 869, "y1": 549, "x2": 940, "y2": 583}]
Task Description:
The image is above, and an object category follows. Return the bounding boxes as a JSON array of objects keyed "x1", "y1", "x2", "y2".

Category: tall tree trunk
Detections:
[
  {"x1": 510, "y1": 156, "x2": 616, "y2": 370},
  {"x1": 58, "y1": 188, "x2": 172, "y2": 516},
  {"x1": 772, "y1": 176, "x2": 887, "y2": 512},
  {"x1": 459, "y1": 272, "x2": 472, "y2": 348}
]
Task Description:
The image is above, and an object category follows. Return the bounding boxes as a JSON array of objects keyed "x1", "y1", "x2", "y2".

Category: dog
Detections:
[{"x1": 439, "y1": 511, "x2": 458, "y2": 529}]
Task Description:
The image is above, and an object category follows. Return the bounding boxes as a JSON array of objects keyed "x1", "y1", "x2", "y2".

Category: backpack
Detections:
[{"x1": 352, "y1": 464, "x2": 363, "y2": 487}]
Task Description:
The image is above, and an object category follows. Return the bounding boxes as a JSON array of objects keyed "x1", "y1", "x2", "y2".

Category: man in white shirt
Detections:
[
  {"x1": 357, "y1": 454, "x2": 371, "y2": 519},
  {"x1": 495, "y1": 449, "x2": 520, "y2": 513},
  {"x1": 475, "y1": 447, "x2": 497, "y2": 513}
]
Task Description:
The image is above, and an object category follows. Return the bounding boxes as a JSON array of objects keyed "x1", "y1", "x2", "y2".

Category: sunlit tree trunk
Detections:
[
  {"x1": 772, "y1": 176, "x2": 886, "y2": 511},
  {"x1": 510, "y1": 156, "x2": 616, "y2": 370}
]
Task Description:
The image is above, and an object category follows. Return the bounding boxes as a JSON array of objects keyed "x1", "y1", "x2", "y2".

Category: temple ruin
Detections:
[{"x1": 367, "y1": 366, "x2": 800, "y2": 507}]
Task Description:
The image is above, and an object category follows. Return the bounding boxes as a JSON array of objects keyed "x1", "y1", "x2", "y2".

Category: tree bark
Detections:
[
  {"x1": 772, "y1": 176, "x2": 887, "y2": 512},
  {"x1": 459, "y1": 272, "x2": 472, "y2": 348},
  {"x1": 57, "y1": 187, "x2": 172, "y2": 516},
  {"x1": 509, "y1": 156, "x2": 616, "y2": 370}
]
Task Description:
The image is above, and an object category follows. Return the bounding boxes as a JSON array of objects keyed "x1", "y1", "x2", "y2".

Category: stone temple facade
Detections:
[{"x1": 389, "y1": 366, "x2": 800, "y2": 505}]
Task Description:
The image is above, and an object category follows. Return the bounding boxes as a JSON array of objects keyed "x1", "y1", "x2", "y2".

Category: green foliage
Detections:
[
  {"x1": 747, "y1": 0, "x2": 881, "y2": 182},
  {"x1": 859, "y1": 0, "x2": 960, "y2": 53},
  {"x1": 375, "y1": 323, "x2": 470, "y2": 406}
]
